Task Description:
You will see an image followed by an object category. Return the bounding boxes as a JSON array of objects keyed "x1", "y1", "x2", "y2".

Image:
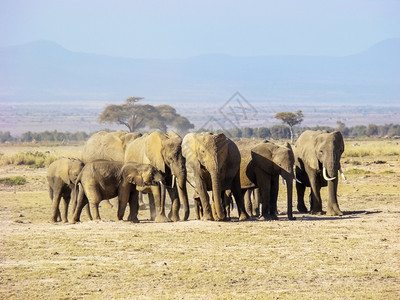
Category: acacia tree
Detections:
[
  {"x1": 98, "y1": 97, "x2": 194, "y2": 134},
  {"x1": 274, "y1": 110, "x2": 304, "y2": 144}
]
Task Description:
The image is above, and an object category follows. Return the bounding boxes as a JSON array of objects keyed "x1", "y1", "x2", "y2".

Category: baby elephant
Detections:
[
  {"x1": 72, "y1": 160, "x2": 165, "y2": 223},
  {"x1": 47, "y1": 157, "x2": 85, "y2": 223}
]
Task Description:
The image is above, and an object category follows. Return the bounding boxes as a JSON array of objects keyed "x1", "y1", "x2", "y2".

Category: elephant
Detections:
[
  {"x1": 294, "y1": 130, "x2": 346, "y2": 216},
  {"x1": 72, "y1": 160, "x2": 164, "y2": 223},
  {"x1": 182, "y1": 132, "x2": 249, "y2": 221},
  {"x1": 124, "y1": 131, "x2": 189, "y2": 222},
  {"x1": 239, "y1": 140, "x2": 295, "y2": 220},
  {"x1": 47, "y1": 157, "x2": 87, "y2": 223}
]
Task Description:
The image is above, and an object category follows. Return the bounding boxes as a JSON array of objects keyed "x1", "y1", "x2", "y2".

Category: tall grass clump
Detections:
[{"x1": 0, "y1": 151, "x2": 57, "y2": 168}]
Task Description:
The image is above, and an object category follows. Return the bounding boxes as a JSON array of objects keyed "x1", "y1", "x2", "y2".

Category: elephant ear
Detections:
[
  {"x1": 295, "y1": 131, "x2": 319, "y2": 170},
  {"x1": 145, "y1": 132, "x2": 166, "y2": 173},
  {"x1": 59, "y1": 161, "x2": 71, "y2": 185},
  {"x1": 251, "y1": 142, "x2": 277, "y2": 173}
]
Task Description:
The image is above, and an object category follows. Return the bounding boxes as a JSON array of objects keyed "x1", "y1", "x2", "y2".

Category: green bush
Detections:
[{"x1": 0, "y1": 176, "x2": 26, "y2": 185}]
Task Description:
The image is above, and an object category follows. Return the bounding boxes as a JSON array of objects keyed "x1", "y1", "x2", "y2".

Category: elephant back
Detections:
[{"x1": 81, "y1": 131, "x2": 125, "y2": 163}]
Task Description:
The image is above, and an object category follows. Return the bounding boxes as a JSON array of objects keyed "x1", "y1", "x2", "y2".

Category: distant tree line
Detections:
[
  {"x1": 1, "y1": 123, "x2": 400, "y2": 144},
  {"x1": 0, "y1": 130, "x2": 89, "y2": 143},
  {"x1": 200, "y1": 123, "x2": 400, "y2": 140}
]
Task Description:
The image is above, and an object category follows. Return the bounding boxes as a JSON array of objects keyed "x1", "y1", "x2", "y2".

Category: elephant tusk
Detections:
[
  {"x1": 294, "y1": 175, "x2": 302, "y2": 184},
  {"x1": 281, "y1": 177, "x2": 286, "y2": 186},
  {"x1": 171, "y1": 175, "x2": 176, "y2": 188},
  {"x1": 339, "y1": 169, "x2": 347, "y2": 180},
  {"x1": 323, "y1": 167, "x2": 336, "y2": 181}
]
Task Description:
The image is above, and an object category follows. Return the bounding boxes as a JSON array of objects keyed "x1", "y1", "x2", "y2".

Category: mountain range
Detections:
[{"x1": 0, "y1": 39, "x2": 399, "y2": 104}]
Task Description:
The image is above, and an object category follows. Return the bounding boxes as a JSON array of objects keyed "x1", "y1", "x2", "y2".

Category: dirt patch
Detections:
[{"x1": 1, "y1": 143, "x2": 399, "y2": 299}]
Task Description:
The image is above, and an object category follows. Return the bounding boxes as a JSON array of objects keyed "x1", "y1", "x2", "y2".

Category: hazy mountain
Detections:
[{"x1": 0, "y1": 39, "x2": 399, "y2": 104}]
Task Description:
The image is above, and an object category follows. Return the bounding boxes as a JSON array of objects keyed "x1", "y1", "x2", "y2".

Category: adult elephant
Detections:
[
  {"x1": 47, "y1": 158, "x2": 87, "y2": 223},
  {"x1": 294, "y1": 130, "x2": 346, "y2": 216},
  {"x1": 72, "y1": 161, "x2": 164, "y2": 223},
  {"x1": 124, "y1": 131, "x2": 189, "y2": 222},
  {"x1": 182, "y1": 132, "x2": 249, "y2": 221},
  {"x1": 239, "y1": 140, "x2": 295, "y2": 220}
]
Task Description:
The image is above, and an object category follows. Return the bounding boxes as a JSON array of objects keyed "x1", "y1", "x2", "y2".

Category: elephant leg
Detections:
[
  {"x1": 253, "y1": 188, "x2": 261, "y2": 217},
  {"x1": 231, "y1": 174, "x2": 249, "y2": 221},
  {"x1": 72, "y1": 185, "x2": 86, "y2": 223},
  {"x1": 269, "y1": 175, "x2": 279, "y2": 220},
  {"x1": 296, "y1": 182, "x2": 308, "y2": 213},
  {"x1": 255, "y1": 170, "x2": 271, "y2": 220},
  {"x1": 62, "y1": 193, "x2": 71, "y2": 223},
  {"x1": 85, "y1": 188, "x2": 102, "y2": 221},
  {"x1": 127, "y1": 189, "x2": 140, "y2": 223},
  {"x1": 117, "y1": 184, "x2": 131, "y2": 221},
  {"x1": 327, "y1": 178, "x2": 343, "y2": 216},
  {"x1": 89, "y1": 202, "x2": 101, "y2": 221},
  {"x1": 167, "y1": 187, "x2": 180, "y2": 222},
  {"x1": 195, "y1": 178, "x2": 213, "y2": 221},
  {"x1": 210, "y1": 193, "x2": 218, "y2": 220},
  {"x1": 83, "y1": 196, "x2": 92, "y2": 220},
  {"x1": 224, "y1": 191, "x2": 232, "y2": 221},
  {"x1": 138, "y1": 191, "x2": 147, "y2": 210},
  {"x1": 146, "y1": 192, "x2": 156, "y2": 221},
  {"x1": 51, "y1": 187, "x2": 62, "y2": 223},
  {"x1": 150, "y1": 185, "x2": 169, "y2": 223},
  {"x1": 243, "y1": 189, "x2": 253, "y2": 217},
  {"x1": 193, "y1": 196, "x2": 202, "y2": 220},
  {"x1": 309, "y1": 175, "x2": 323, "y2": 215}
]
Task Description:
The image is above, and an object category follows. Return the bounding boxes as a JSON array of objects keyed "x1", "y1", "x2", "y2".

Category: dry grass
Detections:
[
  {"x1": 344, "y1": 140, "x2": 400, "y2": 157},
  {"x1": 1, "y1": 140, "x2": 399, "y2": 299}
]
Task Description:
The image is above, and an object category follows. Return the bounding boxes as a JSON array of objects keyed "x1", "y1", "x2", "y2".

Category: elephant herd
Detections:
[{"x1": 47, "y1": 129, "x2": 346, "y2": 223}]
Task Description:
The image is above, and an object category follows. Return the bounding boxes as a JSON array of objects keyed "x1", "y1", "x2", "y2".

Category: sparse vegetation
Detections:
[
  {"x1": 346, "y1": 168, "x2": 373, "y2": 175},
  {"x1": 0, "y1": 176, "x2": 26, "y2": 185},
  {"x1": 0, "y1": 151, "x2": 57, "y2": 168},
  {"x1": 344, "y1": 141, "x2": 400, "y2": 157}
]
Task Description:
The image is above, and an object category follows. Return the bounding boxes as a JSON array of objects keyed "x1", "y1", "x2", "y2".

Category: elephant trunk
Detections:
[
  {"x1": 177, "y1": 176, "x2": 190, "y2": 221},
  {"x1": 171, "y1": 161, "x2": 190, "y2": 221},
  {"x1": 281, "y1": 171, "x2": 295, "y2": 220},
  {"x1": 286, "y1": 176, "x2": 294, "y2": 220},
  {"x1": 211, "y1": 170, "x2": 225, "y2": 221}
]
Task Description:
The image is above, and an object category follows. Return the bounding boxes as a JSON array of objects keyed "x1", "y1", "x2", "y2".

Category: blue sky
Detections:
[{"x1": 1, "y1": 0, "x2": 399, "y2": 58}]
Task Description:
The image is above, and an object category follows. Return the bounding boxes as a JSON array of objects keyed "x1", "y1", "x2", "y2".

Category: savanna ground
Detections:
[{"x1": 0, "y1": 140, "x2": 399, "y2": 299}]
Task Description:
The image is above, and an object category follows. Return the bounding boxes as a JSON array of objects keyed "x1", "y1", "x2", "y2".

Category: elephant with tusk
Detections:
[
  {"x1": 182, "y1": 132, "x2": 249, "y2": 221},
  {"x1": 124, "y1": 131, "x2": 190, "y2": 222},
  {"x1": 294, "y1": 130, "x2": 346, "y2": 216}
]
